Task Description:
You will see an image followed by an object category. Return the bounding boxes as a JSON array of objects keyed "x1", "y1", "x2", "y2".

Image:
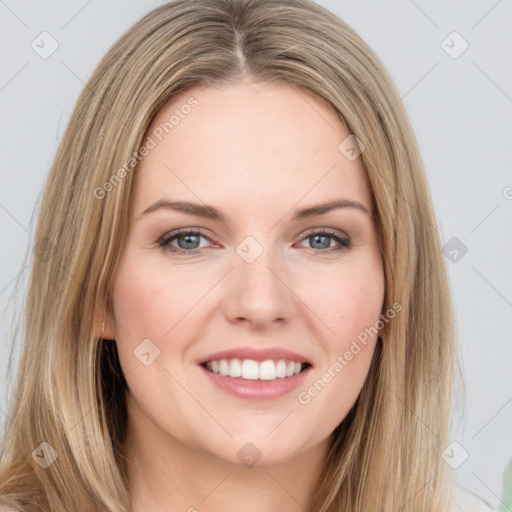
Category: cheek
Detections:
[
  {"x1": 334, "y1": 267, "x2": 384, "y2": 376},
  {"x1": 310, "y1": 259, "x2": 384, "y2": 388},
  {"x1": 112, "y1": 254, "x2": 204, "y2": 340},
  {"x1": 112, "y1": 267, "x2": 166, "y2": 340},
  {"x1": 297, "y1": 268, "x2": 383, "y2": 421},
  {"x1": 314, "y1": 260, "x2": 385, "y2": 342},
  {"x1": 343, "y1": 276, "x2": 384, "y2": 335}
]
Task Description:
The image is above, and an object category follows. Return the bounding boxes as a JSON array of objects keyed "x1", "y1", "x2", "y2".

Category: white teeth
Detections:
[
  {"x1": 276, "y1": 360, "x2": 287, "y2": 378},
  {"x1": 228, "y1": 358, "x2": 242, "y2": 378},
  {"x1": 218, "y1": 360, "x2": 229, "y2": 376},
  {"x1": 204, "y1": 358, "x2": 307, "y2": 380},
  {"x1": 242, "y1": 359, "x2": 259, "y2": 380},
  {"x1": 259, "y1": 360, "x2": 275, "y2": 380}
]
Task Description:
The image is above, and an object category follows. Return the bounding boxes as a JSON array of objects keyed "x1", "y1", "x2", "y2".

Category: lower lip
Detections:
[{"x1": 199, "y1": 364, "x2": 312, "y2": 401}]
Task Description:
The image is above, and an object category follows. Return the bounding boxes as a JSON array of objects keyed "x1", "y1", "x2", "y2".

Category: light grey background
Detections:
[{"x1": 1, "y1": 0, "x2": 511, "y2": 508}]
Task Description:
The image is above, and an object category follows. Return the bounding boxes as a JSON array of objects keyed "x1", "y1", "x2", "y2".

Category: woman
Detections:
[{"x1": 0, "y1": 0, "x2": 475, "y2": 510}]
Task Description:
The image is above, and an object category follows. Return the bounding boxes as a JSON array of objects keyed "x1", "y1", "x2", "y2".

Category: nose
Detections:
[{"x1": 222, "y1": 245, "x2": 294, "y2": 331}]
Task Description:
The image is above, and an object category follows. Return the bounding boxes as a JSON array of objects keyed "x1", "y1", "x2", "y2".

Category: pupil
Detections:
[
  {"x1": 311, "y1": 234, "x2": 330, "y2": 250},
  {"x1": 179, "y1": 234, "x2": 199, "y2": 249}
]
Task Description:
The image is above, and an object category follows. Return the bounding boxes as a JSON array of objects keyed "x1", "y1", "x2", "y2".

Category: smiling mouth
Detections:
[{"x1": 200, "y1": 358, "x2": 312, "y2": 381}]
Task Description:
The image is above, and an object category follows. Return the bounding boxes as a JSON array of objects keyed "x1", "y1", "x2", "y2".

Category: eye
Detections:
[
  {"x1": 158, "y1": 228, "x2": 218, "y2": 256},
  {"x1": 295, "y1": 228, "x2": 351, "y2": 254}
]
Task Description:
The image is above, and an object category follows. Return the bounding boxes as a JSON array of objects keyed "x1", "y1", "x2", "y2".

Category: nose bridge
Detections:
[{"x1": 222, "y1": 235, "x2": 292, "y2": 327}]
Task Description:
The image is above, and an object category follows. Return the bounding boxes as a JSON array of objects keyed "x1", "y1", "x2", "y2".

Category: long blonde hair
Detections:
[{"x1": 0, "y1": 0, "x2": 457, "y2": 510}]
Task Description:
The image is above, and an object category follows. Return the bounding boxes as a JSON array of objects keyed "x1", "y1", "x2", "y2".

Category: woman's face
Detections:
[{"x1": 108, "y1": 80, "x2": 385, "y2": 467}]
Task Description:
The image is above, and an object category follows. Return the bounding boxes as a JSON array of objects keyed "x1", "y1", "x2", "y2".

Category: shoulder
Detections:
[{"x1": 451, "y1": 485, "x2": 495, "y2": 512}]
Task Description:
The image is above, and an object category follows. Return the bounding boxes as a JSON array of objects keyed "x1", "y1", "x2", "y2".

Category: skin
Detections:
[{"x1": 98, "y1": 79, "x2": 385, "y2": 511}]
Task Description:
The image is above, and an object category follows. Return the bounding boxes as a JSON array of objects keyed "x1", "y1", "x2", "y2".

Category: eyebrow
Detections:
[{"x1": 139, "y1": 197, "x2": 370, "y2": 222}]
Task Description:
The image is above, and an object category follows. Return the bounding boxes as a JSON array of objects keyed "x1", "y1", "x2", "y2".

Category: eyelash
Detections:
[{"x1": 157, "y1": 228, "x2": 351, "y2": 256}]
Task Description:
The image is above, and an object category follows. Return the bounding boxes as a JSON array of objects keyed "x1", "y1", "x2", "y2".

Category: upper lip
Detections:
[{"x1": 198, "y1": 347, "x2": 313, "y2": 366}]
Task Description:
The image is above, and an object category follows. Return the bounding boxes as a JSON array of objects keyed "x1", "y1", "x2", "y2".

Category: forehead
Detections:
[{"x1": 133, "y1": 81, "x2": 372, "y2": 217}]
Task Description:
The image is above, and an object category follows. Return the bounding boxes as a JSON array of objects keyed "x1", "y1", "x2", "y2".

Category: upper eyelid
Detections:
[{"x1": 159, "y1": 227, "x2": 220, "y2": 244}]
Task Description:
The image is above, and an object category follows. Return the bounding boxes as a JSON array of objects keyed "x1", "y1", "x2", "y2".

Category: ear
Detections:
[{"x1": 94, "y1": 297, "x2": 116, "y2": 340}]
